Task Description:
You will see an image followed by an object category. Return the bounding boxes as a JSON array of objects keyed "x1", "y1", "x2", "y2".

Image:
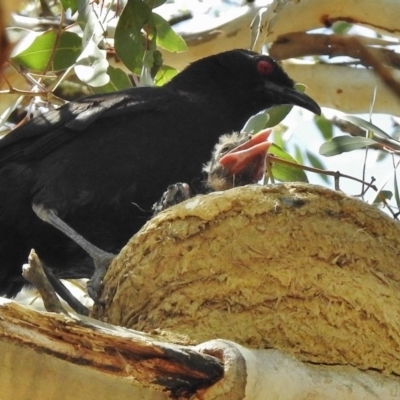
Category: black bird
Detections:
[
  {"x1": 153, "y1": 128, "x2": 272, "y2": 214},
  {"x1": 33, "y1": 128, "x2": 272, "y2": 309},
  {"x1": 0, "y1": 49, "x2": 320, "y2": 297}
]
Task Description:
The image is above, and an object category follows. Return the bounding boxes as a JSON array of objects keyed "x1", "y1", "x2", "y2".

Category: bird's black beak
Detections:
[{"x1": 265, "y1": 81, "x2": 321, "y2": 115}]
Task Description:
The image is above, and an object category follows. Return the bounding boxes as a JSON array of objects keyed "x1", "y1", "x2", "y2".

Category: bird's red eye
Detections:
[{"x1": 257, "y1": 60, "x2": 274, "y2": 75}]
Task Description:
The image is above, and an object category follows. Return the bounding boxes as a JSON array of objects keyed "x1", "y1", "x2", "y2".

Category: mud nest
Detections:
[{"x1": 92, "y1": 183, "x2": 400, "y2": 374}]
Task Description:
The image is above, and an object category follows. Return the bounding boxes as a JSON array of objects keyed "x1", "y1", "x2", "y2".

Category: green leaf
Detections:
[
  {"x1": 314, "y1": 115, "x2": 333, "y2": 140},
  {"x1": 141, "y1": 50, "x2": 154, "y2": 82},
  {"x1": 77, "y1": 0, "x2": 105, "y2": 47},
  {"x1": 394, "y1": 175, "x2": 400, "y2": 210},
  {"x1": 306, "y1": 151, "x2": 325, "y2": 170},
  {"x1": 12, "y1": 31, "x2": 81, "y2": 71},
  {"x1": 294, "y1": 144, "x2": 304, "y2": 164},
  {"x1": 154, "y1": 65, "x2": 179, "y2": 86},
  {"x1": 339, "y1": 115, "x2": 400, "y2": 150},
  {"x1": 268, "y1": 144, "x2": 308, "y2": 182},
  {"x1": 376, "y1": 150, "x2": 389, "y2": 162},
  {"x1": 115, "y1": 0, "x2": 152, "y2": 72},
  {"x1": 265, "y1": 83, "x2": 306, "y2": 128},
  {"x1": 332, "y1": 21, "x2": 352, "y2": 35},
  {"x1": 60, "y1": 0, "x2": 78, "y2": 14},
  {"x1": 306, "y1": 151, "x2": 329, "y2": 183},
  {"x1": 372, "y1": 190, "x2": 393, "y2": 204},
  {"x1": 153, "y1": 13, "x2": 187, "y2": 52},
  {"x1": 294, "y1": 82, "x2": 307, "y2": 93},
  {"x1": 340, "y1": 115, "x2": 393, "y2": 140},
  {"x1": 265, "y1": 104, "x2": 293, "y2": 128},
  {"x1": 272, "y1": 129, "x2": 287, "y2": 151},
  {"x1": 145, "y1": 0, "x2": 167, "y2": 8},
  {"x1": 242, "y1": 113, "x2": 270, "y2": 134},
  {"x1": 54, "y1": 32, "x2": 81, "y2": 70},
  {"x1": 150, "y1": 49, "x2": 164, "y2": 78},
  {"x1": 9, "y1": 28, "x2": 39, "y2": 55},
  {"x1": 91, "y1": 66, "x2": 132, "y2": 94},
  {"x1": 319, "y1": 136, "x2": 377, "y2": 157}
]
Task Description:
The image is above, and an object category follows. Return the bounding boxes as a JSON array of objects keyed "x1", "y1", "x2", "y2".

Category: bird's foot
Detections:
[
  {"x1": 87, "y1": 252, "x2": 115, "y2": 302},
  {"x1": 152, "y1": 182, "x2": 192, "y2": 216}
]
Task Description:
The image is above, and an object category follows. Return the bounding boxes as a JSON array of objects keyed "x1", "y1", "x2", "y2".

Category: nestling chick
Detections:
[{"x1": 153, "y1": 129, "x2": 272, "y2": 214}]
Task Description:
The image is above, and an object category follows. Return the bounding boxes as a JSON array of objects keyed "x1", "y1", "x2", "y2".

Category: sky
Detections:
[{"x1": 280, "y1": 107, "x2": 399, "y2": 214}]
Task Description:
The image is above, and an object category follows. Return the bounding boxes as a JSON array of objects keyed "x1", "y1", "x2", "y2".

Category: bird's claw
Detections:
[
  {"x1": 152, "y1": 182, "x2": 192, "y2": 215},
  {"x1": 87, "y1": 253, "x2": 115, "y2": 302}
]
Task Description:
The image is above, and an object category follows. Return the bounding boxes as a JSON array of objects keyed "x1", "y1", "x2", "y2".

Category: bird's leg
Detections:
[{"x1": 32, "y1": 203, "x2": 115, "y2": 301}]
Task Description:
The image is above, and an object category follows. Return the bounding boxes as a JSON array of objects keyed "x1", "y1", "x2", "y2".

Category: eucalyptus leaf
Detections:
[
  {"x1": 306, "y1": 151, "x2": 326, "y2": 170},
  {"x1": 339, "y1": 114, "x2": 400, "y2": 150},
  {"x1": 265, "y1": 83, "x2": 306, "y2": 127},
  {"x1": 12, "y1": 31, "x2": 81, "y2": 71},
  {"x1": 154, "y1": 65, "x2": 179, "y2": 86},
  {"x1": 60, "y1": 0, "x2": 78, "y2": 15},
  {"x1": 242, "y1": 113, "x2": 269, "y2": 134},
  {"x1": 141, "y1": 50, "x2": 157, "y2": 85},
  {"x1": 91, "y1": 66, "x2": 132, "y2": 94},
  {"x1": 268, "y1": 144, "x2": 308, "y2": 182},
  {"x1": 265, "y1": 104, "x2": 292, "y2": 128},
  {"x1": 340, "y1": 115, "x2": 392, "y2": 139},
  {"x1": 306, "y1": 151, "x2": 329, "y2": 183},
  {"x1": 372, "y1": 190, "x2": 393, "y2": 204},
  {"x1": 10, "y1": 29, "x2": 41, "y2": 57},
  {"x1": 150, "y1": 50, "x2": 164, "y2": 78},
  {"x1": 332, "y1": 21, "x2": 352, "y2": 35},
  {"x1": 75, "y1": 40, "x2": 109, "y2": 87},
  {"x1": 77, "y1": 0, "x2": 106, "y2": 47},
  {"x1": 319, "y1": 136, "x2": 378, "y2": 157},
  {"x1": 272, "y1": 130, "x2": 286, "y2": 150},
  {"x1": 145, "y1": 0, "x2": 167, "y2": 8},
  {"x1": 394, "y1": 174, "x2": 400, "y2": 210},
  {"x1": 294, "y1": 144, "x2": 303, "y2": 164},
  {"x1": 376, "y1": 150, "x2": 389, "y2": 162},
  {"x1": 314, "y1": 115, "x2": 333, "y2": 140},
  {"x1": 153, "y1": 13, "x2": 187, "y2": 52},
  {"x1": 115, "y1": 0, "x2": 152, "y2": 72}
]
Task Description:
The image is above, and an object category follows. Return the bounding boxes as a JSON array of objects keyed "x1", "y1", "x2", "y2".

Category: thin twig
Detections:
[
  {"x1": 22, "y1": 249, "x2": 68, "y2": 314},
  {"x1": 267, "y1": 154, "x2": 398, "y2": 218},
  {"x1": 267, "y1": 154, "x2": 378, "y2": 191},
  {"x1": 0, "y1": 87, "x2": 63, "y2": 103}
]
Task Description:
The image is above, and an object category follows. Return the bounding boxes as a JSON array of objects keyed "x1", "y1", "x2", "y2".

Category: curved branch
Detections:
[
  {"x1": 0, "y1": 299, "x2": 223, "y2": 398},
  {"x1": 270, "y1": 32, "x2": 400, "y2": 70},
  {"x1": 257, "y1": 0, "x2": 400, "y2": 48}
]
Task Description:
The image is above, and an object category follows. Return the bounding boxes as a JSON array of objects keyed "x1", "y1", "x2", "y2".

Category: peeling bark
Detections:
[
  {"x1": 2, "y1": 299, "x2": 400, "y2": 399},
  {"x1": 0, "y1": 299, "x2": 223, "y2": 399}
]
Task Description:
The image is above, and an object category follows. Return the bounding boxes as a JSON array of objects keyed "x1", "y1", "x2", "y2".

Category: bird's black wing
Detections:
[{"x1": 0, "y1": 87, "x2": 169, "y2": 165}]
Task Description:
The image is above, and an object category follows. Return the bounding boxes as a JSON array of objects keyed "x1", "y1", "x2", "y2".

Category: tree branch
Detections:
[
  {"x1": 257, "y1": 0, "x2": 400, "y2": 48},
  {"x1": 0, "y1": 299, "x2": 223, "y2": 399},
  {"x1": 270, "y1": 32, "x2": 400, "y2": 70}
]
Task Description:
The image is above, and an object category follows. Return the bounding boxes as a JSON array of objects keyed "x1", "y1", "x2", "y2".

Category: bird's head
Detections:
[
  {"x1": 218, "y1": 50, "x2": 321, "y2": 116},
  {"x1": 204, "y1": 128, "x2": 272, "y2": 191},
  {"x1": 168, "y1": 49, "x2": 321, "y2": 119}
]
